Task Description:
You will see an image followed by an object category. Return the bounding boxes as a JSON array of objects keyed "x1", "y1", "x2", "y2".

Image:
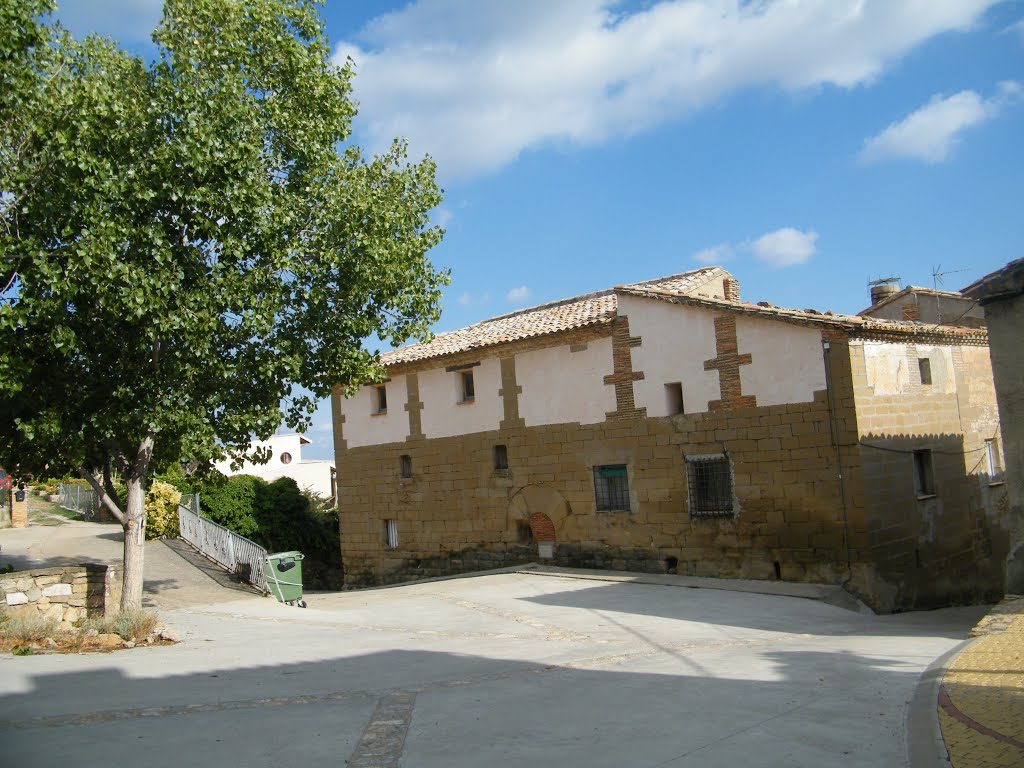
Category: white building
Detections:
[{"x1": 215, "y1": 434, "x2": 336, "y2": 500}]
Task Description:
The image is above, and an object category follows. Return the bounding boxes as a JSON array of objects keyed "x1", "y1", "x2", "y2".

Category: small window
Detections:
[
  {"x1": 665, "y1": 382, "x2": 684, "y2": 415},
  {"x1": 516, "y1": 520, "x2": 532, "y2": 544},
  {"x1": 593, "y1": 465, "x2": 630, "y2": 511},
  {"x1": 494, "y1": 444, "x2": 508, "y2": 470},
  {"x1": 985, "y1": 439, "x2": 1003, "y2": 481},
  {"x1": 374, "y1": 385, "x2": 388, "y2": 413},
  {"x1": 913, "y1": 449, "x2": 935, "y2": 496},
  {"x1": 400, "y1": 454, "x2": 412, "y2": 479},
  {"x1": 384, "y1": 519, "x2": 399, "y2": 549},
  {"x1": 686, "y1": 454, "x2": 734, "y2": 516},
  {"x1": 280, "y1": 452, "x2": 292, "y2": 465},
  {"x1": 460, "y1": 370, "x2": 475, "y2": 402},
  {"x1": 918, "y1": 358, "x2": 932, "y2": 386}
]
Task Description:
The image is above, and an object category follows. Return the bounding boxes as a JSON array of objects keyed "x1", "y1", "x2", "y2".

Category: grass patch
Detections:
[
  {"x1": 1, "y1": 609, "x2": 170, "y2": 654},
  {"x1": 81, "y1": 609, "x2": 160, "y2": 642}
]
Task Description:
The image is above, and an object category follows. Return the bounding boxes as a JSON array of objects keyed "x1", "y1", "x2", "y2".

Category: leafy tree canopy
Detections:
[{"x1": 0, "y1": 0, "x2": 447, "y2": 606}]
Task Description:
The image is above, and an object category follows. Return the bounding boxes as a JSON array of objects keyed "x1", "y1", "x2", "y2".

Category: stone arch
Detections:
[{"x1": 508, "y1": 484, "x2": 570, "y2": 560}]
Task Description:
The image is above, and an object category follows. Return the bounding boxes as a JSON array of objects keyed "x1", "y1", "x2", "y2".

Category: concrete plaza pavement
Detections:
[{"x1": 0, "y1": 518, "x2": 993, "y2": 768}]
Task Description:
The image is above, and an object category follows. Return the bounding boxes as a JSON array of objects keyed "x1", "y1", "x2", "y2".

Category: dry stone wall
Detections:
[{"x1": 1, "y1": 565, "x2": 121, "y2": 626}]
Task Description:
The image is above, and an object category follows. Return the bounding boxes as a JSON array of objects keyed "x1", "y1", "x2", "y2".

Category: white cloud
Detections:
[
  {"x1": 860, "y1": 82, "x2": 1021, "y2": 164},
  {"x1": 749, "y1": 228, "x2": 819, "y2": 268},
  {"x1": 433, "y1": 207, "x2": 454, "y2": 228},
  {"x1": 456, "y1": 290, "x2": 491, "y2": 306},
  {"x1": 693, "y1": 243, "x2": 734, "y2": 265},
  {"x1": 54, "y1": 0, "x2": 163, "y2": 47},
  {"x1": 506, "y1": 286, "x2": 531, "y2": 303},
  {"x1": 335, "y1": 0, "x2": 999, "y2": 179}
]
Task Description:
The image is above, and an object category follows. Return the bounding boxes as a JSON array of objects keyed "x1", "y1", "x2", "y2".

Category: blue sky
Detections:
[{"x1": 53, "y1": 1, "x2": 1024, "y2": 461}]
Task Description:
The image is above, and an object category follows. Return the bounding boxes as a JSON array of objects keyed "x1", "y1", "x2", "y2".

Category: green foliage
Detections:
[
  {"x1": 200, "y1": 474, "x2": 262, "y2": 538},
  {"x1": 198, "y1": 475, "x2": 340, "y2": 587},
  {"x1": 0, "y1": 0, "x2": 446, "y2": 513},
  {"x1": 0, "y1": 0, "x2": 445, "y2": 606},
  {"x1": 144, "y1": 480, "x2": 181, "y2": 539}
]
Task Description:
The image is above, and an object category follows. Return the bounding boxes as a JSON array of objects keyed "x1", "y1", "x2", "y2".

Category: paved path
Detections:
[
  {"x1": 936, "y1": 596, "x2": 1024, "y2": 768},
  {"x1": 0, "y1": 517, "x2": 990, "y2": 768}
]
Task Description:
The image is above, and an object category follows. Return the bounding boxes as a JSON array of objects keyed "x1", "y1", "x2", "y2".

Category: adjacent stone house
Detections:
[
  {"x1": 962, "y1": 257, "x2": 1024, "y2": 594},
  {"x1": 333, "y1": 267, "x2": 1008, "y2": 612}
]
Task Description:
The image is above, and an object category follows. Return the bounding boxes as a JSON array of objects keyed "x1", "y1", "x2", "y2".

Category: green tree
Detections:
[{"x1": 0, "y1": 0, "x2": 447, "y2": 609}]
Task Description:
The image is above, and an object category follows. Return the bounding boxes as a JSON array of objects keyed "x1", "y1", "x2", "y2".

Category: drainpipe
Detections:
[{"x1": 822, "y1": 340, "x2": 854, "y2": 587}]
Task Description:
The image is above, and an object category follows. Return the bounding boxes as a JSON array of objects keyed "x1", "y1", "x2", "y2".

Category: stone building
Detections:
[
  {"x1": 332, "y1": 267, "x2": 1009, "y2": 612},
  {"x1": 859, "y1": 281, "x2": 986, "y2": 328},
  {"x1": 963, "y1": 257, "x2": 1024, "y2": 594}
]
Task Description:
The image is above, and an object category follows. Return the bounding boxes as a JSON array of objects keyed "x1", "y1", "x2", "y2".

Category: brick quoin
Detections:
[
  {"x1": 603, "y1": 315, "x2": 647, "y2": 420},
  {"x1": 704, "y1": 315, "x2": 756, "y2": 411}
]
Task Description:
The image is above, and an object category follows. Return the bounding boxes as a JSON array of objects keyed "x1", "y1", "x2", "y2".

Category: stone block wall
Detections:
[
  {"x1": 0, "y1": 565, "x2": 121, "y2": 627},
  {"x1": 846, "y1": 339, "x2": 1007, "y2": 611},
  {"x1": 338, "y1": 391, "x2": 860, "y2": 594}
]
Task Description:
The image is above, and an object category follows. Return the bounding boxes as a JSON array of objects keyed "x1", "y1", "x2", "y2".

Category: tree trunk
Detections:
[{"x1": 120, "y1": 434, "x2": 154, "y2": 611}]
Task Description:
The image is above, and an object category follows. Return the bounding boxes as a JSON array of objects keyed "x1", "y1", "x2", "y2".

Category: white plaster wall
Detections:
[
  {"x1": 419, "y1": 357, "x2": 503, "y2": 438},
  {"x1": 517, "y1": 337, "x2": 616, "y2": 426},
  {"x1": 863, "y1": 341, "x2": 956, "y2": 395},
  {"x1": 341, "y1": 376, "x2": 409, "y2": 448},
  {"x1": 251, "y1": 461, "x2": 335, "y2": 498},
  {"x1": 736, "y1": 317, "x2": 826, "y2": 407},
  {"x1": 214, "y1": 434, "x2": 307, "y2": 475},
  {"x1": 620, "y1": 294, "x2": 720, "y2": 416}
]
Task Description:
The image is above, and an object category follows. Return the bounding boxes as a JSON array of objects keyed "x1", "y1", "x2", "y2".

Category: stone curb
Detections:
[{"x1": 906, "y1": 637, "x2": 975, "y2": 768}]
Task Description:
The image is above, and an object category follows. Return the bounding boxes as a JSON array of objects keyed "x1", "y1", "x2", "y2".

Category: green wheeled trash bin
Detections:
[{"x1": 265, "y1": 551, "x2": 306, "y2": 607}]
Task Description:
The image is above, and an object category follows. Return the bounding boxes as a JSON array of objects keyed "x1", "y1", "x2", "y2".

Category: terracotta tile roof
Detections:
[
  {"x1": 962, "y1": 257, "x2": 1024, "y2": 303},
  {"x1": 618, "y1": 286, "x2": 989, "y2": 344},
  {"x1": 379, "y1": 267, "x2": 726, "y2": 366}
]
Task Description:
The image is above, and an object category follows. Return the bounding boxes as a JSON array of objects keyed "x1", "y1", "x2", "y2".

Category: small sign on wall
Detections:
[{"x1": 538, "y1": 541, "x2": 554, "y2": 560}]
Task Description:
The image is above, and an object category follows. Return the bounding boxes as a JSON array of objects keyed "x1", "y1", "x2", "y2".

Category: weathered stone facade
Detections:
[
  {"x1": 0, "y1": 564, "x2": 121, "y2": 626},
  {"x1": 335, "y1": 268, "x2": 1008, "y2": 612}
]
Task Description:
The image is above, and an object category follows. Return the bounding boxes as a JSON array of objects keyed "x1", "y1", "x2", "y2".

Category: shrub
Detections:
[
  {"x1": 81, "y1": 609, "x2": 160, "y2": 641},
  {"x1": 145, "y1": 480, "x2": 182, "y2": 539},
  {"x1": 200, "y1": 474, "x2": 262, "y2": 538},
  {"x1": 0, "y1": 614, "x2": 60, "y2": 649}
]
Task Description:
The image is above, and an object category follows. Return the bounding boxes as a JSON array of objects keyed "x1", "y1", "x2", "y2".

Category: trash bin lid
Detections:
[{"x1": 266, "y1": 551, "x2": 305, "y2": 560}]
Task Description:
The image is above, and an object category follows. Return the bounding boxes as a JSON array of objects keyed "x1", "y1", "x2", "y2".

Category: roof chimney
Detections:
[
  {"x1": 723, "y1": 277, "x2": 740, "y2": 302},
  {"x1": 868, "y1": 278, "x2": 900, "y2": 306}
]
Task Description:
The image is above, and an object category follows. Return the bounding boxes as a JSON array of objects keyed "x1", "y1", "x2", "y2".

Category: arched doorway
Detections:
[{"x1": 508, "y1": 484, "x2": 570, "y2": 561}]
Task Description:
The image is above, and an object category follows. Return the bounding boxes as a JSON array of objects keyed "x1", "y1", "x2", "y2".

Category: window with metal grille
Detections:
[
  {"x1": 593, "y1": 465, "x2": 630, "y2": 511},
  {"x1": 686, "y1": 455, "x2": 734, "y2": 516},
  {"x1": 384, "y1": 519, "x2": 399, "y2": 549}
]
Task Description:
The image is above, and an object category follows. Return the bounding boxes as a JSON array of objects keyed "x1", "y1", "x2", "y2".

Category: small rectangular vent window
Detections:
[
  {"x1": 918, "y1": 358, "x2": 932, "y2": 386},
  {"x1": 913, "y1": 449, "x2": 935, "y2": 496},
  {"x1": 384, "y1": 519, "x2": 399, "y2": 549},
  {"x1": 494, "y1": 444, "x2": 508, "y2": 470},
  {"x1": 400, "y1": 454, "x2": 412, "y2": 479},
  {"x1": 665, "y1": 382, "x2": 684, "y2": 415}
]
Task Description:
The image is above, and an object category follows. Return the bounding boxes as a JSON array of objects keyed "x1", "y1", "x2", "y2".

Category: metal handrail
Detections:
[{"x1": 177, "y1": 497, "x2": 269, "y2": 593}]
